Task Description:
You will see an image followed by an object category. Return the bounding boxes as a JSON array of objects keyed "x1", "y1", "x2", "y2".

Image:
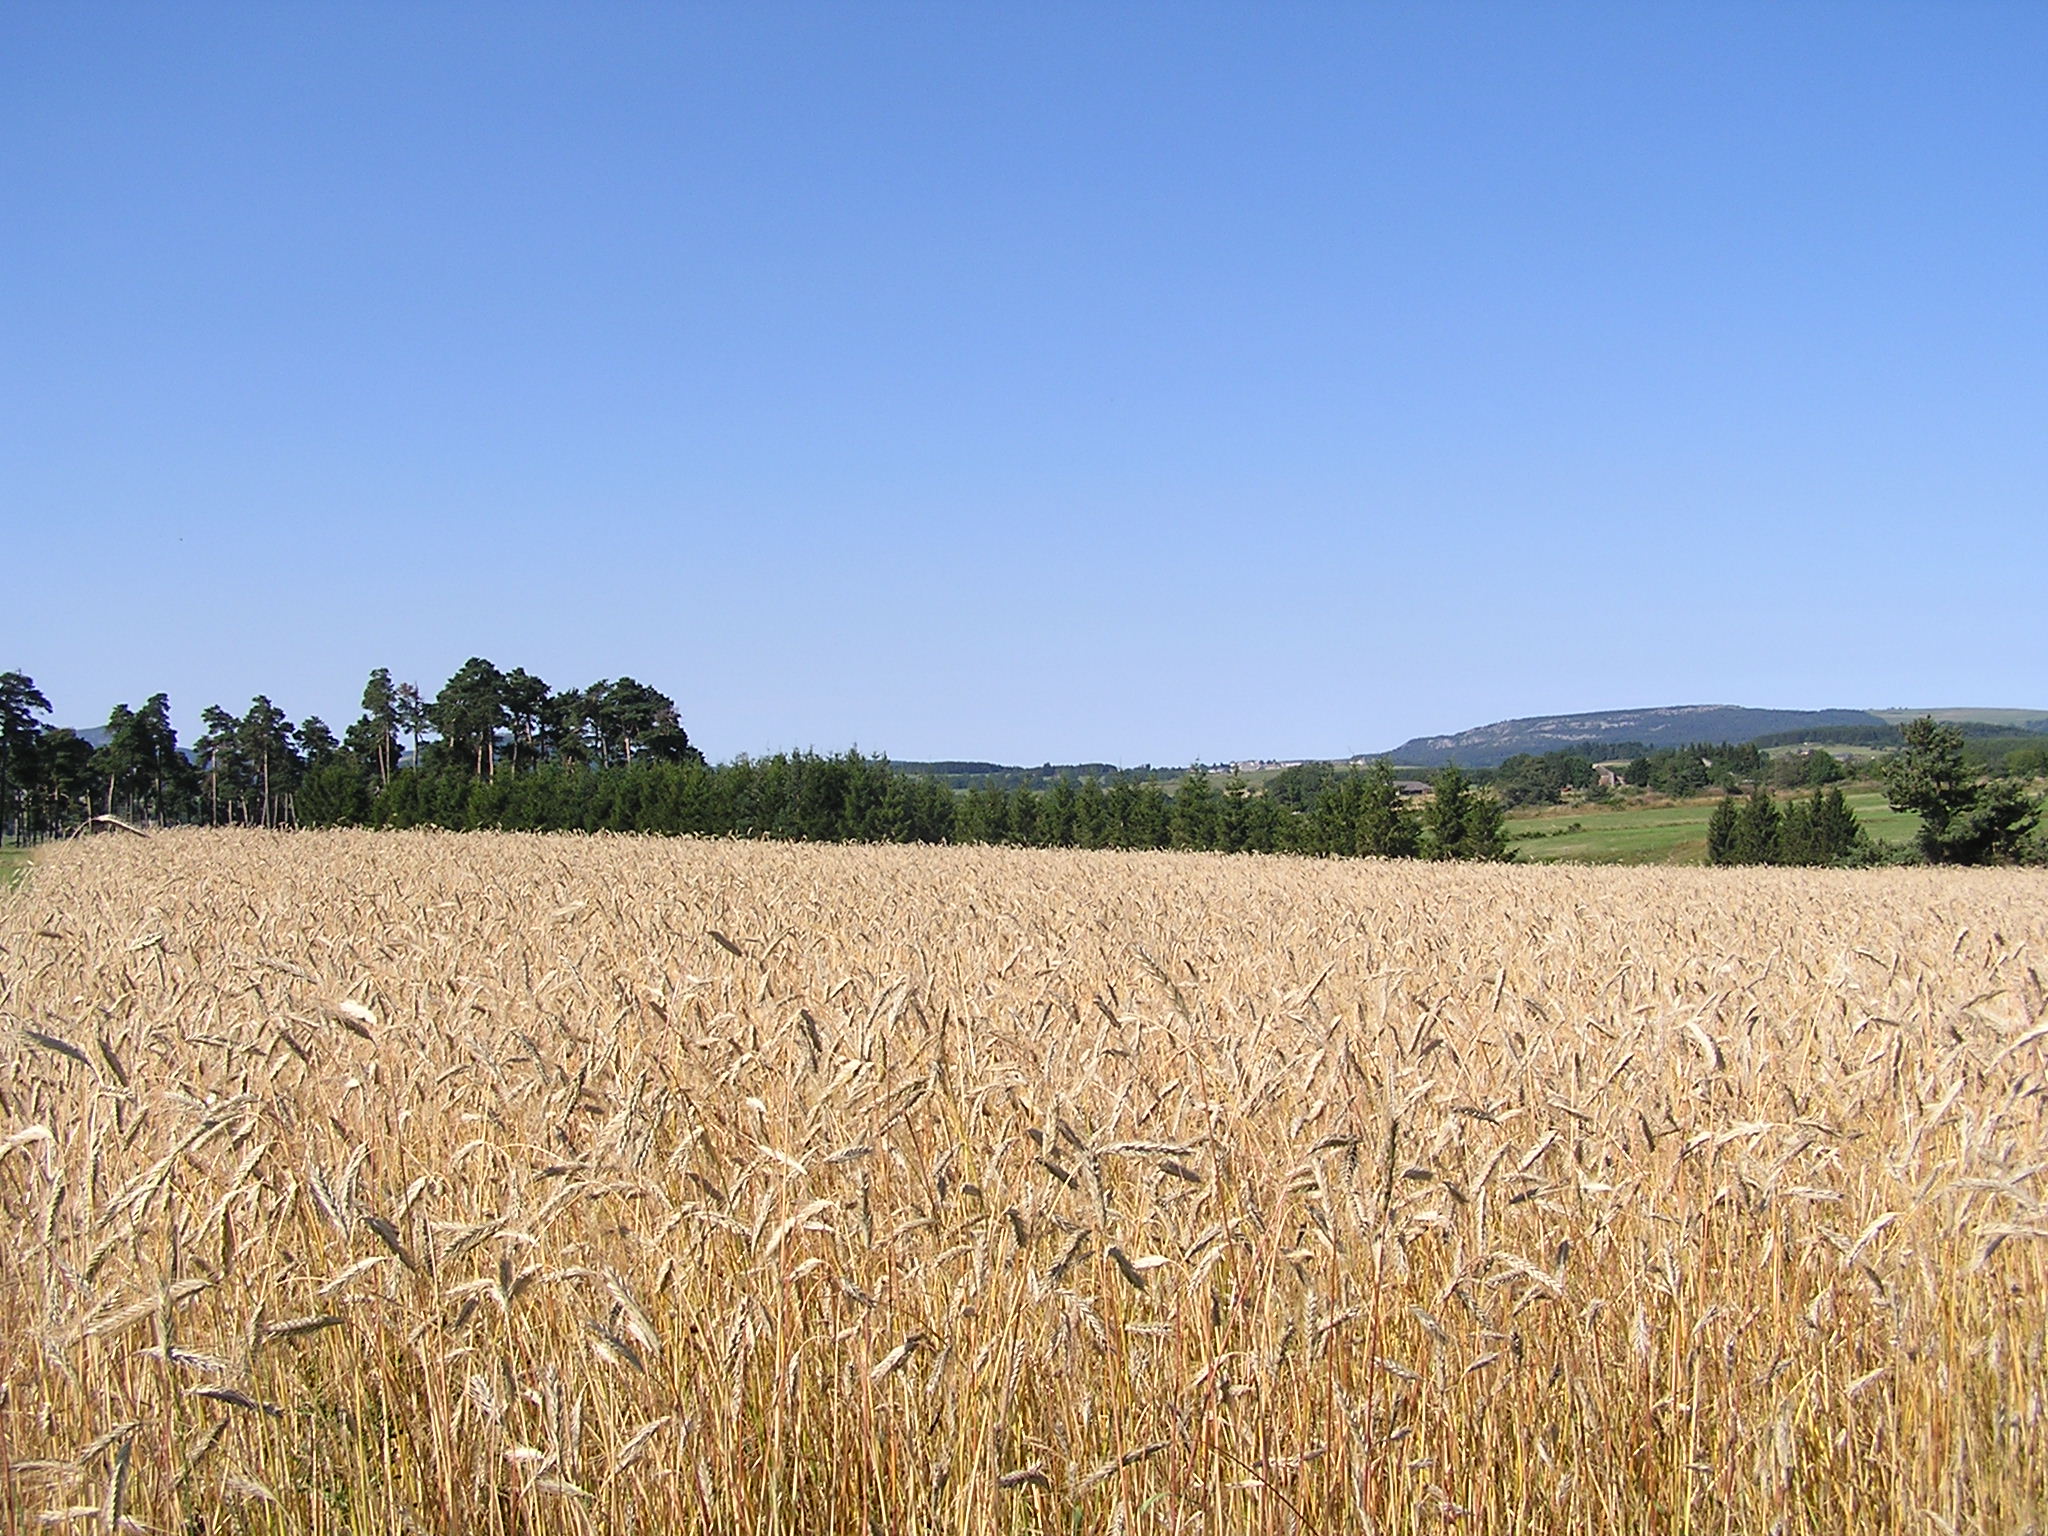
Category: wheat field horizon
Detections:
[{"x1": 2, "y1": 830, "x2": 2043, "y2": 1532}]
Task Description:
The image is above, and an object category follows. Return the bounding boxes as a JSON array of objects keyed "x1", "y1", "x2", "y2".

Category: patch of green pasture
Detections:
[
  {"x1": 1507, "y1": 800, "x2": 1715, "y2": 864},
  {"x1": 1507, "y1": 788, "x2": 1920, "y2": 865},
  {"x1": 1842, "y1": 790, "x2": 1922, "y2": 848},
  {"x1": 1761, "y1": 742, "x2": 1890, "y2": 763}
]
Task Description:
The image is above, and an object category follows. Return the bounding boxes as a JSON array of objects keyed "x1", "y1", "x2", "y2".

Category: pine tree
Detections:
[
  {"x1": 0, "y1": 672, "x2": 52, "y2": 844},
  {"x1": 393, "y1": 684, "x2": 429, "y2": 772},
  {"x1": 541, "y1": 688, "x2": 590, "y2": 766},
  {"x1": 1731, "y1": 786, "x2": 1782, "y2": 865},
  {"x1": 1355, "y1": 760, "x2": 1420, "y2": 858},
  {"x1": 1005, "y1": 785, "x2": 1039, "y2": 846},
  {"x1": 1418, "y1": 763, "x2": 1512, "y2": 862},
  {"x1": 959, "y1": 785, "x2": 1007, "y2": 843},
  {"x1": 1777, "y1": 794, "x2": 1818, "y2": 865},
  {"x1": 1307, "y1": 772, "x2": 1360, "y2": 856},
  {"x1": 1073, "y1": 777, "x2": 1108, "y2": 848},
  {"x1": 358, "y1": 668, "x2": 400, "y2": 787},
  {"x1": 195, "y1": 706, "x2": 244, "y2": 823},
  {"x1": 1424, "y1": 763, "x2": 1475, "y2": 860},
  {"x1": 1040, "y1": 778, "x2": 1080, "y2": 847},
  {"x1": 1811, "y1": 785, "x2": 1866, "y2": 863},
  {"x1": 238, "y1": 698, "x2": 298, "y2": 828},
  {"x1": 1706, "y1": 793, "x2": 1740, "y2": 864},
  {"x1": 600, "y1": 677, "x2": 694, "y2": 764},
  {"x1": 1218, "y1": 775, "x2": 1254, "y2": 853},
  {"x1": 1130, "y1": 782, "x2": 1171, "y2": 848},
  {"x1": 500, "y1": 668, "x2": 551, "y2": 772},
  {"x1": 296, "y1": 759, "x2": 369, "y2": 828},
  {"x1": 298, "y1": 717, "x2": 341, "y2": 767},
  {"x1": 34, "y1": 728, "x2": 93, "y2": 835},
  {"x1": 1460, "y1": 789, "x2": 1513, "y2": 861},
  {"x1": 430, "y1": 658, "x2": 509, "y2": 777},
  {"x1": 95, "y1": 704, "x2": 139, "y2": 818},
  {"x1": 1170, "y1": 772, "x2": 1221, "y2": 851},
  {"x1": 1887, "y1": 716, "x2": 2040, "y2": 863},
  {"x1": 136, "y1": 694, "x2": 188, "y2": 822}
]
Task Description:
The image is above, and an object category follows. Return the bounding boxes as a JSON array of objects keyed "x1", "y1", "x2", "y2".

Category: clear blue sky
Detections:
[{"x1": 6, "y1": 4, "x2": 2044, "y2": 764}]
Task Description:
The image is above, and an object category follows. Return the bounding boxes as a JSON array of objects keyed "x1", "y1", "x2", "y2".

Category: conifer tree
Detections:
[
  {"x1": 298, "y1": 717, "x2": 341, "y2": 767},
  {"x1": 1706, "y1": 792, "x2": 1740, "y2": 865},
  {"x1": 358, "y1": 668, "x2": 400, "y2": 786},
  {"x1": 1811, "y1": 785, "x2": 1865, "y2": 863},
  {"x1": 1419, "y1": 762, "x2": 1512, "y2": 862},
  {"x1": 238, "y1": 697, "x2": 298, "y2": 827},
  {"x1": 1460, "y1": 787, "x2": 1512, "y2": 861},
  {"x1": 1040, "y1": 778, "x2": 1079, "y2": 847},
  {"x1": 500, "y1": 668, "x2": 551, "y2": 772},
  {"x1": 1170, "y1": 772, "x2": 1221, "y2": 850},
  {"x1": 430, "y1": 658, "x2": 509, "y2": 777},
  {"x1": 1006, "y1": 785, "x2": 1039, "y2": 846},
  {"x1": 1130, "y1": 781, "x2": 1171, "y2": 847},
  {"x1": 1731, "y1": 785, "x2": 1782, "y2": 865},
  {"x1": 394, "y1": 683, "x2": 429, "y2": 771},
  {"x1": 0, "y1": 672, "x2": 51, "y2": 843},
  {"x1": 140, "y1": 694, "x2": 188, "y2": 821},
  {"x1": 1355, "y1": 760, "x2": 1421, "y2": 858},
  {"x1": 94, "y1": 704, "x2": 140, "y2": 818},
  {"x1": 195, "y1": 706, "x2": 245, "y2": 824},
  {"x1": 1887, "y1": 716, "x2": 2040, "y2": 864},
  {"x1": 1424, "y1": 763, "x2": 1475, "y2": 860},
  {"x1": 1777, "y1": 793, "x2": 1818, "y2": 865}
]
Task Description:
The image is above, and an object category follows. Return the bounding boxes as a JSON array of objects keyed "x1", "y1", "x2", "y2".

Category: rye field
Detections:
[{"x1": 2, "y1": 831, "x2": 2046, "y2": 1534}]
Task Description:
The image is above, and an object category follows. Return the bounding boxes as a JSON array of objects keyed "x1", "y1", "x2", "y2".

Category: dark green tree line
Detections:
[
  {"x1": 328, "y1": 751, "x2": 1513, "y2": 862},
  {"x1": 1621, "y1": 742, "x2": 1767, "y2": 796},
  {"x1": 1708, "y1": 785, "x2": 1870, "y2": 867}
]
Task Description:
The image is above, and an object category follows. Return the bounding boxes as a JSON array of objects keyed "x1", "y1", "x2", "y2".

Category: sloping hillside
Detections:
[
  {"x1": 1383, "y1": 705, "x2": 1886, "y2": 768},
  {"x1": 1869, "y1": 708, "x2": 2048, "y2": 728}
]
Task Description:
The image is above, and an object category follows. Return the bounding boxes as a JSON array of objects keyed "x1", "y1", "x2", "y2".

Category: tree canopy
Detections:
[{"x1": 1886, "y1": 716, "x2": 2040, "y2": 864}]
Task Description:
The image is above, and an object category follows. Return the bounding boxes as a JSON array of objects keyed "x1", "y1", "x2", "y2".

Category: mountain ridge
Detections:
[{"x1": 1382, "y1": 706, "x2": 1889, "y2": 769}]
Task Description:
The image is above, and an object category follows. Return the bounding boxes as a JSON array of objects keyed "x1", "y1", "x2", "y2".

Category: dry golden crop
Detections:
[{"x1": 2, "y1": 829, "x2": 2045, "y2": 1534}]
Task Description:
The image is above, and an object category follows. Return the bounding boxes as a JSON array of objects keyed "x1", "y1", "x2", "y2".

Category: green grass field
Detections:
[
  {"x1": 0, "y1": 846, "x2": 32, "y2": 890},
  {"x1": 1760, "y1": 741, "x2": 1891, "y2": 763},
  {"x1": 1507, "y1": 787, "x2": 1920, "y2": 864}
]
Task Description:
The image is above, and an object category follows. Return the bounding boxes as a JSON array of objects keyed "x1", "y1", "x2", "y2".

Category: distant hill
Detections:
[
  {"x1": 890, "y1": 760, "x2": 1180, "y2": 790},
  {"x1": 1869, "y1": 707, "x2": 2048, "y2": 728},
  {"x1": 1381, "y1": 706, "x2": 1890, "y2": 769}
]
